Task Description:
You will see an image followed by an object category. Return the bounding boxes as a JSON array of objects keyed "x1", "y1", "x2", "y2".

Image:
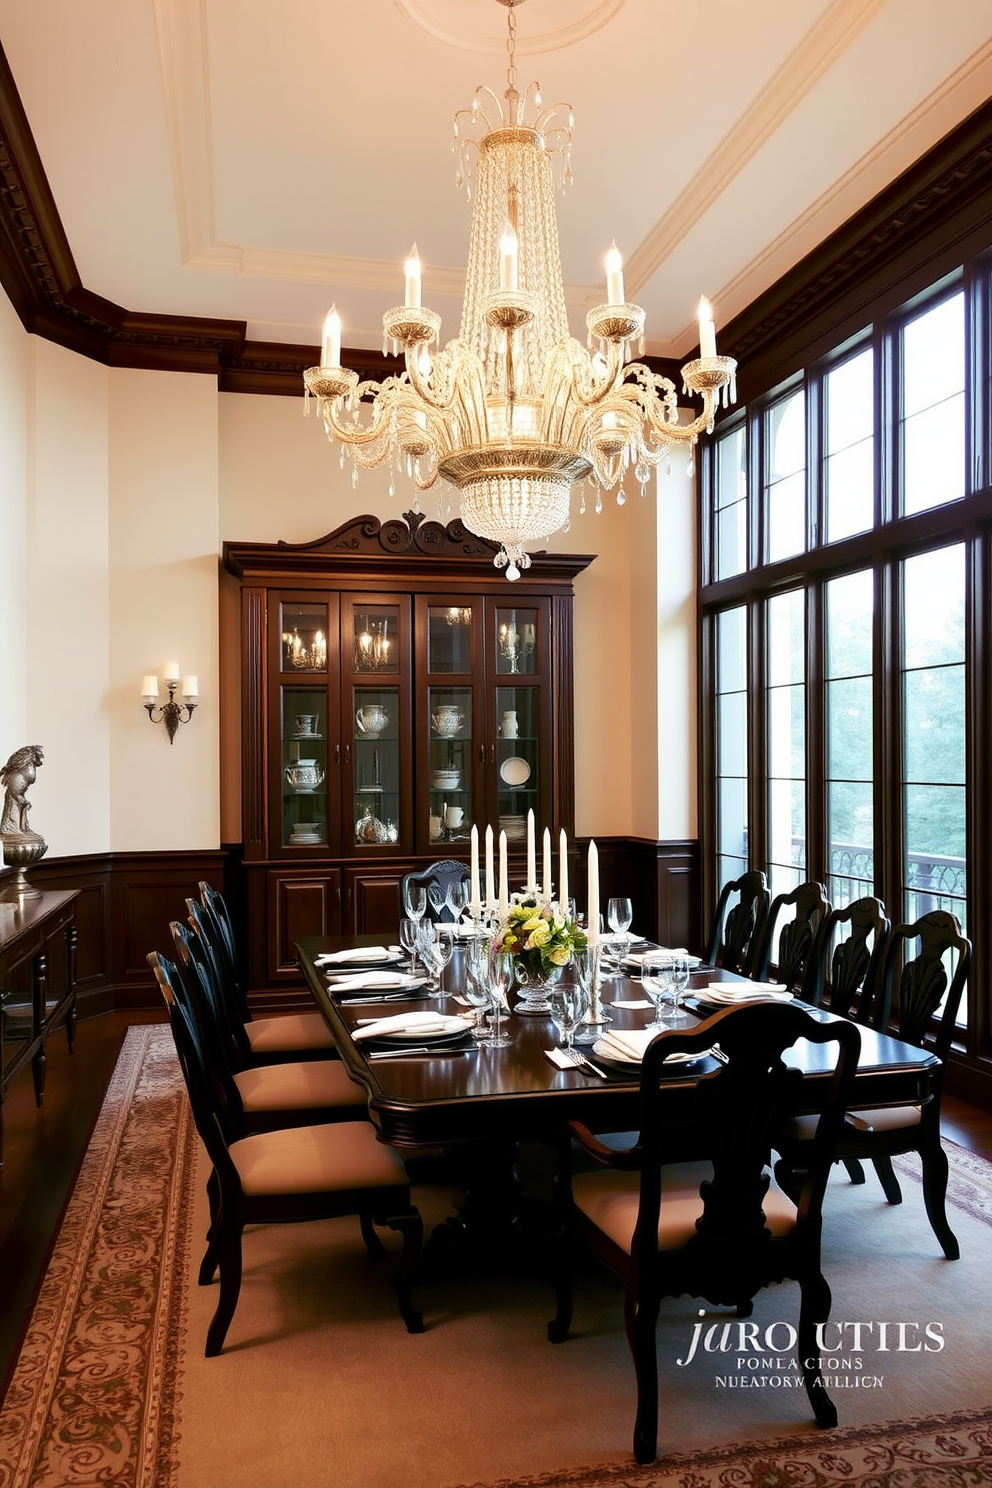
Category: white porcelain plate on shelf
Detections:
[{"x1": 500, "y1": 756, "x2": 531, "y2": 787}]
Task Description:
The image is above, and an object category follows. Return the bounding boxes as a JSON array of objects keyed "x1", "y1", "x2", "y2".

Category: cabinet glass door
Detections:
[
  {"x1": 281, "y1": 684, "x2": 329, "y2": 847},
  {"x1": 342, "y1": 597, "x2": 413, "y2": 852},
  {"x1": 428, "y1": 686, "x2": 473, "y2": 844},
  {"x1": 352, "y1": 686, "x2": 401, "y2": 847},
  {"x1": 419, "y1": 599, "x2": 481, "y2": 851}
]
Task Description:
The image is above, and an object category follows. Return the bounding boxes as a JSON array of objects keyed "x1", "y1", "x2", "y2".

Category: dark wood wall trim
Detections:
[
  {"x1": 578, "y1": 837, "x2": 701, "y2": 954},
  {"x1": 17, "y1": 850, "x2": 226, "y2": 1014}
]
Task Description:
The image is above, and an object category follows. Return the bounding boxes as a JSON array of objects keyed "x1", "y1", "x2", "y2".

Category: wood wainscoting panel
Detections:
[{"x1": 580, "y1": 838, "x2": 701, "y2": 953}]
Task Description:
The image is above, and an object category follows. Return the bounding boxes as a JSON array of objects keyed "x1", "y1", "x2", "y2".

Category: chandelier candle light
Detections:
[{"x1": 304, "y1": 0, "x2": 737, "y2": 579}]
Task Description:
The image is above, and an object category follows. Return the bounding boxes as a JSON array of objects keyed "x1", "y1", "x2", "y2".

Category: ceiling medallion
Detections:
[{"x1": 305, "y1": 0, "x2": 736, "y2": 579}]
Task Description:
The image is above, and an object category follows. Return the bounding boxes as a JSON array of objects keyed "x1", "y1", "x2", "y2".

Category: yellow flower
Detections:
[
  {"x1": 549, "y1": 944, "x2": 570, "y2": 966},
  {"x1": 526, "y1": 922, "x2": 550, "y2": 949},
  {"x1": 521, "y1": 915, "x2": 543, "y2": 933}
]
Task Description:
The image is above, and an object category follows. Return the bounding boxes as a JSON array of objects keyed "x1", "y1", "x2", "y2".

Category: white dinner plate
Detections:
[{"x1": 500, "y1": 756, "x2": 532, "y2": 787}]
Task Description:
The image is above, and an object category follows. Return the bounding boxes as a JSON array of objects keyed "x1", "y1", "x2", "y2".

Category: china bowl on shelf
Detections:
[
  {"x1": 355, "y1": 704, "x2": 389, "y2": 738},
  {"x1": 431, "y1": 769, "x2": 460, "y2": 789}
]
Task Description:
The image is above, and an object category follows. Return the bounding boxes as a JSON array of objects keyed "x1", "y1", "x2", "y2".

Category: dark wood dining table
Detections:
[{"x1": 296, "y1": 933, "x2": 942, "y2": 1152}]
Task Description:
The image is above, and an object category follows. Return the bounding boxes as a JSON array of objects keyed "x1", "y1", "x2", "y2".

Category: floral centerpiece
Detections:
[{"x1": 491, "y1": 897, "x2": 587, "y2": 1012}]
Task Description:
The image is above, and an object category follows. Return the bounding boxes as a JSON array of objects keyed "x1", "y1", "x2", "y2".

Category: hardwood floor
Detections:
[{"x1": 1, "y1": 1013, "x2": 991, "y2": 1405}]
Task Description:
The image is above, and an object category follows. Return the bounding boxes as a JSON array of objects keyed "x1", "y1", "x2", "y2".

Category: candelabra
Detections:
[
  {"x1": 498, "y1": 621, "x2": 534, "y2": 673},
  {"x1": 354, "y1": 618, "x2": 392, "y2": 671},
  {"x1": 141, "y1": 669, "x2": 199, "y2": 745},
  {"x1": 282, "y1": 628, "x2": 327, "y2": 672}
]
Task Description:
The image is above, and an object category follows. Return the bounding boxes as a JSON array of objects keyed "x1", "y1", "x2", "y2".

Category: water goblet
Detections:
[
  {"x1": 445, "y1": 879, "x2": 470, "y2": 923},
  {"x1": 667, "y1": 953, "x2": 694, "y2": 1026},
  {"x1": 433, "y1": 924, "x2": 455, "y2": 998},
  {"x1": 464, "y1": 940, "x2": 493, "y2": 1043},
  {"x1": 415, "y1": 919, "x2": 442, "y2": 993},
  {"x1": 399, "y1": 916, "x2": 422, "y2": 976},
  {"x1": 485, "y1": 951, "x2": 513, "y2": 1048},
  {"x1": 607, "y1": 897, "x2": 633, "y2": 935},
  {"x1": 427, "y1": 881, "x2": 447, "y2": 918},
  {"x1": 548, "y1": 978, "x2": 588, "y2": 1055},
  {"x1": 641, "y1": 952, "x2": 674, "y2": 1029},
  {"x1": 402, "y1": 882, "x2": 427, "y2": 922}
]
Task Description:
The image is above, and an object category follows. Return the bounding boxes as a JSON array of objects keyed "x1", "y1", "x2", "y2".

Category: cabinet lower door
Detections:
[{"x1": 266, "y1": 867, "x2": 343, "y2": 981}]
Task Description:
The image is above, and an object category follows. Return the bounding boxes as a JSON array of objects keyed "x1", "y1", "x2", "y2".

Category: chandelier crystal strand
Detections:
[{"x1": 303, "y1": 0, "x2": 737, "y2": 578}]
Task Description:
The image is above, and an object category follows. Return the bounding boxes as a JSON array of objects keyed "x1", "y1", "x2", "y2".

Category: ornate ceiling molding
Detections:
[{"x1": 0, "y1": 32, "x2": 989, "y2": 402}]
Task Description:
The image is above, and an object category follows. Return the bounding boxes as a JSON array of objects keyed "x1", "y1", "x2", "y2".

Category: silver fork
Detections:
[{"x1": 563, "y1": 1047, "x2": 609, "y2": 1079}]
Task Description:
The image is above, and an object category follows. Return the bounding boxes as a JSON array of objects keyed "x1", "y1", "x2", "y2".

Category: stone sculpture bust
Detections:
[{"x1": 1, "y1": 744, "x2": 45, "y2": 837}]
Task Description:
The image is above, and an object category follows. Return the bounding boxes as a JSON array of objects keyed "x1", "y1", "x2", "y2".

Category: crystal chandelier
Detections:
[{"x1": 304, "y1": 0, "x2": 737, "y2": 579}]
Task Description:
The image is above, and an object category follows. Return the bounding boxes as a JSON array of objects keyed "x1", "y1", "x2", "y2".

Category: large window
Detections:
[{"x1": 702, "y1": 263, "x2": 989, "y2": 1051}]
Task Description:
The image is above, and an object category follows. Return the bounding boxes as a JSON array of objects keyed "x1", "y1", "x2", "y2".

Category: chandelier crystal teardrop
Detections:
[{"x1": 304, "y1": 0, "x2": 737, "y2": 579}]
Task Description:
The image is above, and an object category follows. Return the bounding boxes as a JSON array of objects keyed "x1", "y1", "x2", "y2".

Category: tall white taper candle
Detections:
[
  {"x1": 542, "y1": 828, "x2": 552, "y2": 903},
  {"x1": 526, "y1": 809, "x2": 536, "y2": 893},
  {"x1": 469, "y1": 824, "x2": 481, "y2": 910},
  {"x1": 587, "y1": 840, "x2": 600, "y2": 945},
  {"x1": 498, "y1": 831, "x2": 509, "y2": 919},
  {"x1": 485, "y1": 825, "x2": 495, "y2": 912},
  {"x1": 559, "y1": 828, "x2": 569, "y2": 911}
]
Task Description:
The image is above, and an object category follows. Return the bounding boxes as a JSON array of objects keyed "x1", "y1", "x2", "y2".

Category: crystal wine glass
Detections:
[
  {"x1": 399, "y1": 916, "x2": 422, "y2": 977},
  {"x1": 485, "y1": 950, "x2": 513, "y2": 1049},
  {"x1": 607, "y1": 897, "x2": 633, "y2": 935},
  {"x1": 464, "y1": 937, "x2": 493, "y2": 1043},
  {"x1": 641, "y1": 952, "x2": 674, "y2": 1029},
  {"x1": 427, "y1": 881, "x2": 447, "y2": 919},
  {"x1": 548, "y1": 978, "x2": 588, "y2": 1054},
  {"x1": 666, "y1": 953, "x2": 693, "y2": 1026},
  {"x1": 415, "y1": 919, "x2": 442, "y2": 993},
  {"x1": 432, "y1": 924, "x2": 456, "y2": 998},
  {"x1": 403, "y1": 882, "x2": 427, "y2": 922},
  {"x1": 445, "y1": 879, "x2": 470, "y2": 923}
]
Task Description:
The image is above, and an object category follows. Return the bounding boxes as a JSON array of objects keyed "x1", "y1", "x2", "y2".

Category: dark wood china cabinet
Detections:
[{"x1": 223, "y1": 513, "x2": 593, "y2": 993}]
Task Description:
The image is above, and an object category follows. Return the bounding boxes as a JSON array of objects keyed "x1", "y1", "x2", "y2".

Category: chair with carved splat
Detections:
[
  {"x1": 752, "y1": 880, "x2": 831, "y2": 994},
  {"x1": 778, "y1": 908, "x2": 970, "y2": 1259},
  {"x1": 703, "y1": 869, "x2": 769, "y2": 976}
]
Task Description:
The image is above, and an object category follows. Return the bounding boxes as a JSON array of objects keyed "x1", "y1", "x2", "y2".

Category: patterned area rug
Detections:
[
  {"x1": 0, "y1": 1026, "x2": 195, "y2": 1488},
  {"x1": 1, "y1": 1025, "x2": 992, "y2": 1488}
]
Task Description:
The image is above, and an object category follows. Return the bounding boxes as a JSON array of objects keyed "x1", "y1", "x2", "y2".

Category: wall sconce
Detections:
[{"x1": 141, "y1": 664, "x2": 198, "y2": 744}]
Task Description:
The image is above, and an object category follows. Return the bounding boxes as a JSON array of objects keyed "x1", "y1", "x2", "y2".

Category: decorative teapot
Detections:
[
  {"x1": 356, "y1": 704, "x2": 389, "y2": 738},
  {"x1": 285, "y1": 758, "x2": 325, "y2": 793},
  {"x1": 431, "y1": 706, "x2": 465, "y2": 737}
]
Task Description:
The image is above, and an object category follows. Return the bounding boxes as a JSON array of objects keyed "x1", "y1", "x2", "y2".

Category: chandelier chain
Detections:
[{"x1": 506, "y1": 5, "x2": 517, "y2": 101}]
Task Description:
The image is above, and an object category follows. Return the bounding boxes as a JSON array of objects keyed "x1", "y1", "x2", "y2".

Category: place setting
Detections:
[{"x1": 350, "y1": 1009, "x2": 476, "y2": 1059}]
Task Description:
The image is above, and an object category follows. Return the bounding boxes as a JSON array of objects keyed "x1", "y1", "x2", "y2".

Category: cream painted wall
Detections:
[
  {"x1": 108, "y1": 368, "x2": 220, "y2": 851},
  {"x1": 25, "y1": 338, "x2": 111, "y2": 855},
  {"x1": 0, "y1": 292, "x2": 28, "y2": 756}
]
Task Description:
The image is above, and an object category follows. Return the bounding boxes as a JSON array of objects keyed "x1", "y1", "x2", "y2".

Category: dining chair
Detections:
[
  {"x1": 776, "y1": 908, "x2": 970, "y2": 1259},
  {"x1": 196, "y1": 882, "x2": 336, "y2": 1061},
  {"x1": 804, "y1": 895, "x2": 890, "y2": 1019},
  {"x1": 751, "y1": 879, "x2": 831, "y2": 993},
  {"x1": 400, "y1": 860, "x2": 471, "y2": 923},
  {"x1": 150, "y1": 949, "x2": 424, "y2": 1353},
  {"x1": 171, "y1": 919, "x2": 367, "y2": 1130},
  {"x1": 702, "y1": 869, "x2": 769, "y2": 975},
  {"x1": 546, "y1": 1002, "x2": 860, "y2": 1463}
]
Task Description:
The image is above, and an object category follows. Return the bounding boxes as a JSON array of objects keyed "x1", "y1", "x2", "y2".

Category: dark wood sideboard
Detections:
[{"x1": 0, "y1": 888, "x2": 78, "y2": 1165}]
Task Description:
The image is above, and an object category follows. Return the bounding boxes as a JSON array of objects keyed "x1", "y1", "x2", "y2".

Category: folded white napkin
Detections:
[
  {"x1": 624, "y1": 947, "x2": 700, "y2": 966},
  {"x1": 544, "y1": 1048, "x2": 576, "y2": 1070},
  {"x1": 316, "y1": 946, "x2": 395, "y2": 965},
  {"x1": 352, "y1": 1011, "x2": 471, "y2": 1041},
  {"x1": 597, "y1": 1028, "x2": 661, "y2": 1062},
  {"x1": 326, "y1": 970, "x2": 411, "y2": 990},
  {"x1": 703, "y1": 982, "x2": 791, "y2": 1002},
  {"x1": 597, "y1": 1029, "x2": 706, "y2": 1065}
]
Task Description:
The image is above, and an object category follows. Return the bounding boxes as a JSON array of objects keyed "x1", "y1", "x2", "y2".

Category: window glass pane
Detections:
[
  {"x1": 901, "y1": 294, "x2": 965, "y2": 515},
  {"x1": 715, "y1": 607, "x2": 748, "y2": 885},
  {"x1": 903, "y1": 294, "x2": 964, "y2": 416},
  {"x1": 827, "y1": 347, "x2": 874, "y2": 448},
  {"x1": 825, "y1": 569, "x2": 874, "y2": 909},
  {"x1": 427, "y1": 607, "x2": 472, "y2": 672},
  {"x1": 826, "y1": 569, "x2": 873, "y2": 679},
  {"x1": 766, "y1": 590, "x2": 805, "y2": 892},
  {"x1": 901, "y1": 545, "x2": 967, "y2": 944},
  {"x1": 766, "y1": 391, "x2": 806, "y2": 563},
  {"x1": 826, "y1": 436, "x2": 873, "y2": 543},
  {"x1": 715, "y1": 426, "x2": 747, "y2": 579}
]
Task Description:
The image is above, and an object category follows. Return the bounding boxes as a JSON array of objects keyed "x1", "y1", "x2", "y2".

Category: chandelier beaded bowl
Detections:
[{"x1": 304, "y1": 0, "x2": 737, "y2": 579}]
